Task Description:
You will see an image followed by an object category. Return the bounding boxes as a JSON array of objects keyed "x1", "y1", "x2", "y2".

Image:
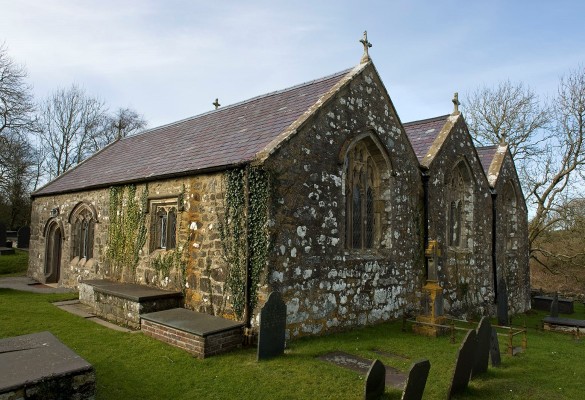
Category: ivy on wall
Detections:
[
  {"x1": 107, "y1": 184, "x2": 148, "y2": 279},
  {"x1": 218, "y1": 165, "x2": 270, "y2": 321}
]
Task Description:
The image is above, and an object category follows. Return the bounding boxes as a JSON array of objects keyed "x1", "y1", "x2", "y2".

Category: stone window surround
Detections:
[
  {"x1": 68, "y1": 202, "x2": 99, "y2": 266},
  {"x1": 446, "y1": 159, "x2": 474, "y2": 251},
  {"x1": 340, "y1": 131, "x2": 393, "y2": 252},
  {"x1": 148, "y1": 197, "x2": 179, "y2": 253},
  {"x1": 502, "y1": 180, "x2": 518, "y2": 252}
]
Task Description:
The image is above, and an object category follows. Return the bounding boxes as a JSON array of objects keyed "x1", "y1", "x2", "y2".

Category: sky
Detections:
[{"x1": 2, "y1": 0, "x2": 585, "y2": 129}]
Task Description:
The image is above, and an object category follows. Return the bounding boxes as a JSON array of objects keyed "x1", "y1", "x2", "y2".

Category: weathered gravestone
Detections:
[
  {"x1": 257, "y1": 291, "x2": 287, "y2": 361},
  {"x1": 550, "y1": 293, "x2": 559, "y2": 318},
  {"x1": 364, "y1": 359, "x2": 385, "y2": 400},
  {"x1": 17, "y1": 226, "x2": 30, "y2": 249},
  {"x1": 471, "y1": 317, "x2": 491, "y2": 378},
  {"x1": 0, "y1": 222, "x2": 6, "y2": 247},
  {"x1": 447, "y1": 329, "x2": 477, "y2": 399},
  {"x1": 489, "y1": 327, "x2": 501, "y2": 367},
  {"x1": 497, "y1": 278, "x2": 509, "y2": 326},
  {"x1": 401, "y1": 359, "x2": 431, "y2": 400}
]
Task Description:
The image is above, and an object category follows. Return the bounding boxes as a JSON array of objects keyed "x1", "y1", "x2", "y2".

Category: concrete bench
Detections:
[
  {"x1": 0, "y1": 331, "x2": 95, "y2": 399},
  {"x1": 79, "y1": 279, "x2": 183, "y2": 329},
  {"x1": 532, "y1": 295, "x2": 574, "y2": 314},
  {"x1": 141, "y1": 308, "x2": 244, "y2": 358}
]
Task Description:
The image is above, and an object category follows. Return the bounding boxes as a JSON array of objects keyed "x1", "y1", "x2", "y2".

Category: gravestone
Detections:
[
  {"x1": 447, "y1": 329, "x2": 477, "y2": 399},
  {"x1": 257, "y1": 291, "x2": 287, "y2": 361},
  {"x1": 364, "y1": 359, "x2": 385, "y2": 400},
  {"x1": 17, "y1": 226, "x2": 30, "y2": 249},
  {"x1": 550, "y1": 293, "x2": 559, "y2": 318},
  {"x1": 401, "y1": 359, "x2": 431, "y2": 400},
  {"x1": 471, "y1": 317, "x2": 491, "y2": 378},
  {"x1": 0, "y1": 222, "x2": 6, "y2": 247},
  {"x1": 497, "y1": 278, "x2": 509, "y2": 326},
  {"x1": 489, "y1": 327, "x2": 501, "y2": 367}
]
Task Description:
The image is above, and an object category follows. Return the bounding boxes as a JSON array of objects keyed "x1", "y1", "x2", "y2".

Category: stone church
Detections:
[{"x1": 28, "y1": 40, "x2": 530, "y2": 338}]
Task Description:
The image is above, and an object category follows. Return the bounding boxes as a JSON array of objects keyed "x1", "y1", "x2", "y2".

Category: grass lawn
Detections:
[
  {"x1": 0, "y1": 287, "x2": 584, "y2": 399},
  {"x1": 0, "y1": 249, "x2": 28, "y2": 276}
]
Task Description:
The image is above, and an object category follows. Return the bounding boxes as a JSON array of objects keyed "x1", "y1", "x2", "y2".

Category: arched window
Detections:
[
  {"x1": 502, "y1": 181, "x2": 517, "y2": 251},
  {"x1": 150, "y1": 203, "x2": 177, "y2": 251},
  {"x1": 69, "y1": 203, "x2": 97, "y2": 260},
  {"x1": 447, "y1": 161, "x2": 473, "y2": 249},
  {"x1": 345, "y1": 141, "x2": 379, "y2": 249}
]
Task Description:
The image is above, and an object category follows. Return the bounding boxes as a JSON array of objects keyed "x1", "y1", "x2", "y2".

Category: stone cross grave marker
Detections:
[
  {"x1": 471, "y1": 317, "x2": 491, "y2": 378},
  {"x1": 447, "y1": 329, "x2": 477, "y2": 399},
  {"x1": 550, "y1": 293, "x2": 559, "y2": 318},
  {"x1": 497, "y1": 277, "x2": 509, "y2": 326},
  {"x1": 17, "y1": 226, "x2": 30, "y2": 249},
  {"x1": 489, "y1": 327, "x2": 501, "y2": 367},
  {"x1": 364, "y1": 359, "x2": 385, "y2": 400},
  {"x1": 401, "y1": 359, "x2": 431, "y2": 400},
  {"x1": 0, "y1": 222, "x2": 6, "y2": 247},
  {"x1": 257, "y1": 291, "x2": 287, "y2": 361}
]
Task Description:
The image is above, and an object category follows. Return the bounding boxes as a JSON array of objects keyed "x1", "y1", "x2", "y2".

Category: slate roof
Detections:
[
  {"x1": 33, "y1": 67, "x2": 354, "y2": 197},
  {"x1": 403, "y1": 115, "x2": 449, "y2": 161},
  {"x1": 476, "y1": 145, "x2": 498, "y2": 174}
]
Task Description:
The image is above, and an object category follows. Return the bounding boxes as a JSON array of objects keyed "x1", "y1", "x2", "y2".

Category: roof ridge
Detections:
[
  {"x1": 124, "y1": 67, "x2": 355, "y2": 141},
  {"x1": 403, "y1": 114, "x2": 450, "y2": 126}
]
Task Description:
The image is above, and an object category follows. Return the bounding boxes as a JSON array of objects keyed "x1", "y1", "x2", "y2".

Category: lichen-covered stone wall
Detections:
[
  {"x1": 263, "y1": 64, "x2": 425, "y2": 338},
  {"x1": 493, "y1": 152, "x2": 531, "y2": 314},
  {"x1": 426, "y1": 116, "x2": 495, "y2": 318}
]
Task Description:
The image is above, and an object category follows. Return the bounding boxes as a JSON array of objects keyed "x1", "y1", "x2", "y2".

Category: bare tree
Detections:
[
  {"x1": 90, "y1": 107, "x2": 147, "y2": 151},
  {"x1": 37, "y1": 84, "x2": 107, "y2": 178},
  {"x1": 0, "y1": 43, "x2": 35, "y2": 138},
  {"x1": 464, "y1": 80, "x2": 550, "y2": 161},
  {"x1": 526, "y1": 66, "x2": 585, "y2": 265}
]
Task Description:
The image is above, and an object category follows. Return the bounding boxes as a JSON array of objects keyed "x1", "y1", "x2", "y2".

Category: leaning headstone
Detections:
[
  {"x1": 497, "y1": 277, "x2": 509, "y2": 326},
  {"x1": 489, "y1": 327, "x2": 501, "y2": 367},
  {"x1": 257, "y1": 291, "x2": 287, "y2": 361},
  {"x1": 447, "y1": 329, "x2": 477, "y2": 399},
  {"x1": 401, "y1": 359, "x2": 430, "y2": 400},
  {"x1": 364, "y1": 359, "x2": 385, "y2": 400},
  {"x1": 0, "y1": 222, "x2": 6, "y2": 247},
  {"x1": 17, "y1": 226, "x2": 30, "y2": 249},
  {"x1": 471, "y1": 317, "x2": 491, "y2": 378},
  {"x1": 550, "y1": 293, "x2": 559, "y2": 318}
]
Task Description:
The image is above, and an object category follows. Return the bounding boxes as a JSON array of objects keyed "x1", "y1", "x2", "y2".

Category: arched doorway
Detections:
[{"x1": 45, "y1": 222, "x2": 62, "y2": 283}]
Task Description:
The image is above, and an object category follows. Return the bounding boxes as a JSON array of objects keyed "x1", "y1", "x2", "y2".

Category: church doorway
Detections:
[{"x1": 45, "y1": 222, "x2": 62, "y2": 283}]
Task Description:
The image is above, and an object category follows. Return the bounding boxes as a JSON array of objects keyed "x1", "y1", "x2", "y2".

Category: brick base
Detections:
[{"x1": 141, "y1": 319, "x2": 243, "y2": 358}]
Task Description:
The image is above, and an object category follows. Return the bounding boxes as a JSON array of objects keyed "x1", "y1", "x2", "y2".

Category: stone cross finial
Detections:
[
  {"x1": 213, "y1": 98, "x2": 221, "y2": 110},
  {"x1": 360, "y1": 31, "x2": 372, "y2": 63},
  {"x1": 452, "y1": 92, "x2": 460, "y2": 115}
]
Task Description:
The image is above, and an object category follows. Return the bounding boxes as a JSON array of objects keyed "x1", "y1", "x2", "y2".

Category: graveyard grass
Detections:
[{"x1": 0, "y1": 249, "x2": 29, "y2": 276}]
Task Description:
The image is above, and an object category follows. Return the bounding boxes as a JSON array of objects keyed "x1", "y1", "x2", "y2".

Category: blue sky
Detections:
[{"x1": 2, "y1": 0, "x2": 584, "y2": 128}]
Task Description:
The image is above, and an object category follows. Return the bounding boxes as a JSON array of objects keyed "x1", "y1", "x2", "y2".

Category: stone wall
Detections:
[
  {"x1": 493, "y1": 151, "x2": 530, "y2": 314},
  {"x1": 426, "y1": 116, "x2": 495, "y2": 318},
  {"x1": 263, "y1": 64, "x2": 425, "y2": 338}
]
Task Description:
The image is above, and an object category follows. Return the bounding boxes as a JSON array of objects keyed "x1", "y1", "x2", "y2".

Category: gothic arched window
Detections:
[
  {"x1": 69, "y1": 203, "x2": 97, "y2": 260},
  {"x1": 447, "y1": 161, "x2": 473, "y2": 248},
  {"x1": 346, "y1": 141, "x2": 379, "y2": 249},
  {"x1": 150, "y1": 202, "x2": 177, "y2": 251},
  {"x1": 502, "y1": 181, "x2": 518, "y2": 251}
]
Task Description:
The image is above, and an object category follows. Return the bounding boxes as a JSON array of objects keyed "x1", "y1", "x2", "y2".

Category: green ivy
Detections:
[
  {"x1": 219, "y1": 165, "x2": 270, "y2": 321},
  {"x1": 107, "y1": 184, "x2": 148, "y2": 279}
]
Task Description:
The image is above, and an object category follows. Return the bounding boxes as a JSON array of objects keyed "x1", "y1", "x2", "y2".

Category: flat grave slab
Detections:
[
  {"x1": 543, "y1": 316, "x2": 585, "y2": 334},
  {"x1": 141, "y1": 308, "x2": 244, "y2": 358},
  {"x1": 141, "y1": 308, "x2": 244, "y2": 337},
  {"x1": 0, "y1": 331, "x2": 95, "y2": 398},
  {"x1": 319, "y1": 351, "x2": 407, "y2": 389},
  {"x1": 82, "y1": 279, "x2": 182, "y2": 301},
  {"x1": 533, "y1": 295, "x2": 574, "y2": 314},
  {"x1": 0, "y1": 246, "x2": 15, "y2": 255}
]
